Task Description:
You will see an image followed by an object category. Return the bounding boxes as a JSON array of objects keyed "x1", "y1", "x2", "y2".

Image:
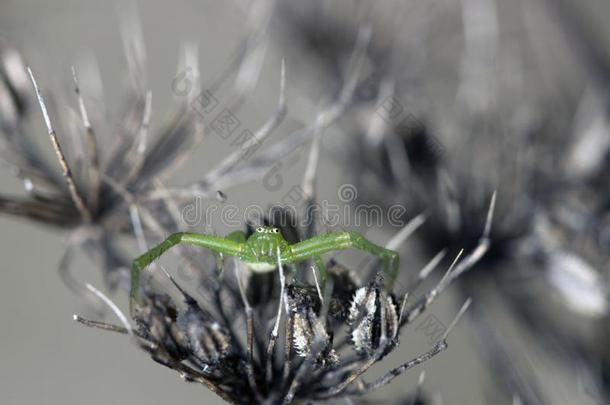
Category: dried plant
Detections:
[
  {"x1": 5, "y1": 1, "x2": 609, "y2": 403},
  {"x1": 0, "y1": 35, "x2": 213, "y2": 296},
  {"x1": 72, "y1": 91, "x2": 492, "y2": 403},
  {"x1": 75, "y1": 212, "x2": 478, "y2": 404}
]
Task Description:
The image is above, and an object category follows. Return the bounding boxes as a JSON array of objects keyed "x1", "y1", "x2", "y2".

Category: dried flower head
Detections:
[
  {"x1": 0, "y1": 35, "x2": 213, "y2": 296},
  {"x1": 74, "y1": 206, "x2": 482, "y2": 404}
]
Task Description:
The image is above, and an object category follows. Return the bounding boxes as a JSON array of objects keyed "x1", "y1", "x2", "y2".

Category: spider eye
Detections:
[
  {"x1": 256, "y1": 227, "x2": 264, "y2": 232},
  {"x1": 272, "y1": 228, "x2": 279, "y2": 233}
]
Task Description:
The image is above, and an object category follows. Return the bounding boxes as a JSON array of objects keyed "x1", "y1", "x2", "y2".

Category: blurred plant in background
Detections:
[
  {"x1": 268, "y1": 0, "x2": 610, "y2": 403},
  {"x1": 76, "y1": 196, "x2": 481, "y2": 403}
]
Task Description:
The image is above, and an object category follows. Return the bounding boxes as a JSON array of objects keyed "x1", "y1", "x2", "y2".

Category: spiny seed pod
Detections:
[
  {"x1": 79, "y1": 257, "x2": 473, "y2": 404},
  {"x1": 348, "y1": 277, "x2": 399, "y2": 356},
  {"x1": 291, "y1": 300, "x2": 338, "y2": 366}
]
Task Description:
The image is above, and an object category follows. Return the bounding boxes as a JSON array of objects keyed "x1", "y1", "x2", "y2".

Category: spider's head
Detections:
[
  {"x1": 250, "y1": 225, "x2": 286, "y2": 243},
  {"x1": 244, "y1": 226, "x2": 290, "y2": 268}
]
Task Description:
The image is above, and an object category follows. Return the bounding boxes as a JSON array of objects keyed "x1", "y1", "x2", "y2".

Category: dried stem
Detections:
[{"x1": 28, "y1": 67, "x2": 92, "y2": 221}]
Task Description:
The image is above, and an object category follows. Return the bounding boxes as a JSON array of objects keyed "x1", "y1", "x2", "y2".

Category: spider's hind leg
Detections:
[
  {"x1": 341, "y1": 232, "x2": 399, "y2": 291},
  {"x1": 130, "y1": 232, "x2": 243, "y2": 316},
  {"x1": 286, "y1": 231, "x2": 400, "y2": 292}
]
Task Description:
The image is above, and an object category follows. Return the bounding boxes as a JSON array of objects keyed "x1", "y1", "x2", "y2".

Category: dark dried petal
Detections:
[
  {"x1": 347, "y1": 278, "x2": 399, "y2": 356},
  {"x1": 289, "y1": 289, "x2": 337, "y2": 366},
  {"x1": 179, "y1": 303, "x2": 232, "y2": 366},
  {"x1": 135, "y1": 293, "x2": 190, "y2": 361},
  {"x1": 292, "y1": 308, "x2": 339, "y2": 366},
  {"x1": 285, "y1": 262, "x2": 359, "y2": 324}
]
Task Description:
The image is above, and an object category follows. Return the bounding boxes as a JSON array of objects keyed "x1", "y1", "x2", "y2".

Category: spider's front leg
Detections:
[
  {"x1": 130, "y1": 232, "x2": 243, "y2": 315},
  {"x1": 285, "y1": 231, "x2": 399, "y2": 291}
]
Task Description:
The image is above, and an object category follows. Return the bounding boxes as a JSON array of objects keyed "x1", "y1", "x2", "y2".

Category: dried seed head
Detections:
[
  {"x1": 348, "y1": 278, "x2": 399, "y2": 356},
  {"x1": 82, "y1": 257, "x2": 464, "y2": 404}
]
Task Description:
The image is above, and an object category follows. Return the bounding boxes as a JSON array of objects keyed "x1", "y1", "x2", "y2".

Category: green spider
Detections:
[{"x1": 130, "y1": 226, "x2": 399, "y2": 313}]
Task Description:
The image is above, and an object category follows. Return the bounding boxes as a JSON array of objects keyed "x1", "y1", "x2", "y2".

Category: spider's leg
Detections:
[
  {"x1": 286, "y1": 231, "x2": 399, "y2": 290},
  {"x1": 130, "y1": 232, "x2": 243, "y2": 315},
  {"x1": 227, "y1": 230, "x2": 247, "y2": 243},
  {"x1": 209, "y1": 231, "x2": 248, "y2": 274}
]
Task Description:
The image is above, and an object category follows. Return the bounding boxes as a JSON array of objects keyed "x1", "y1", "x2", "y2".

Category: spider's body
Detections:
[
  {"x1": 130, "y1": 226, "x2": 399, "y2": 315},
  {"x1": 240, "y1": 226, "x2": 291, "y2": 272}
]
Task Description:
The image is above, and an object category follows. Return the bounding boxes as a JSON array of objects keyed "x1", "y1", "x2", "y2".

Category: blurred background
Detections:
[{"x1": 0, "y1": 0, "x2": 609, "y2": 404}]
